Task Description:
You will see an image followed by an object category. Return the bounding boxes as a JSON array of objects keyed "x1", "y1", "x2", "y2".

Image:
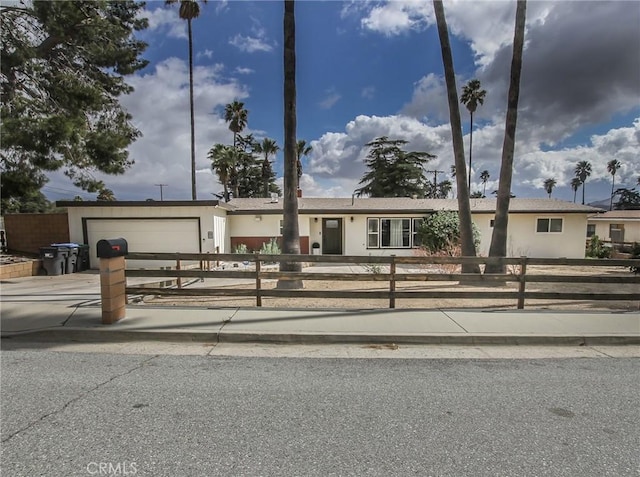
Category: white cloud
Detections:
[
  {"x1": 45, "y1": 57, "x2": 251, "y2": 200},
  {"x1": 196, "y1": 49, "x2": 214, "y2": 60},
  {"x1": 229, "y1": 34, "x2": 273, "y2": 53},
  {"x1": 361, "y1": 86, "x2": 375, "y2": 100},
  {"x1": 319, "y1": 90, "x2": 341, "y2": 110},
  {"x1": 235, "y1": 67, "x2": 255, "y2": 75},
  {"x1": 144, "y1": 6, "x2": 187, "y2": 40}
]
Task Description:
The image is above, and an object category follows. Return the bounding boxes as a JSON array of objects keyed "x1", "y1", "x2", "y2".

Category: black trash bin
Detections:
[
  {"x1": 77, "y1": 244, "x2": 90, "y2": 271},
  {"x1": 40, "y1": 246, "x2": 69, "y2": 276},
  {"x1": 52, "y1": 243, "x2": 79, "y2": 274}
]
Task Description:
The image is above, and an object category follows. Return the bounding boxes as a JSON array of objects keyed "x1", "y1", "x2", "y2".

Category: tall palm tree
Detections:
[
  {"x1": 208, "y1": 143, "x2": 235, "y2": 202},
  {"x1": 543, "y1": 178, "x2": 556, "y2": 198},
  {"x1": 461, "y1": 79, "x2": 487, "y2": 190},
  {"x1": 296, "y1": 139, "x2": 312, "y2": 181},
  {"x1": 224, "y1": 100, "x2": 248, "y2": 198},
  {"x1": 607, "y1": 159, "x2": 621, "y2": 211},
  {"x1": 166, "y1": 0, "x2": 207, "y2": 200},
  {"x1": 574, "y1": 160, "x2": 592, "y2": 205},
  {"x1": 570, "y1": 177, "x2": 581, "y2": 203},
  {"x1": 254, "y1": 138, "x2": 279, "y2": 198},
  {"x1": 433, "y1": 0, "x2": 479, "y2": 274},
  {"x1": 480, "y1": 170, "x2": 490, "y2": 197},
  {"x1": 278, "y1": 0, "x2": 302, "y2": 289},
  {"x1": 486, "y1": 0, "x2": 526, "y2": 274}
]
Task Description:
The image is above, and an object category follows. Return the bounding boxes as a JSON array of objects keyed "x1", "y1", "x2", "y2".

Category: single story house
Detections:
[
  {"x1": 59, "y1": 197, "x2": 601, "y2": 269},
  {"x1": 587, "y1": 210, "x2": 640, "y2": 244}
]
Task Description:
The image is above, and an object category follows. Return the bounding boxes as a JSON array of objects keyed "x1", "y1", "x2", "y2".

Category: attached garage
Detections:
[
  {"x1": 58, "y1": 201, "x2": 230, "y2": 269},
  {"x1": 85, "y1": 218, "x2": 201, "y2": 269}
]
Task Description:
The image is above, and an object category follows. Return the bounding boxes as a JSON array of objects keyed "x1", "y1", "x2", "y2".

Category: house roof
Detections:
[
  {"x1": 588, "y1": 210, "x2": 640, "y2": 221},
  {"x1": 226, "y1": 198, "x2": 601, "y2": 215},
  {"x1": 56, "y1": 200, "x2": 232, "y2": 210}
]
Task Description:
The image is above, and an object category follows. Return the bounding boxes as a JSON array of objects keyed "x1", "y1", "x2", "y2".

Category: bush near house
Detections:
[
  {"x1": 417, "y1": 211, "x2": 480, "y2": 254},
  {"x1": 586, "y1": 235, "x2": 612, "y2": 259},
  {"x1": 259, "y1": 238, "x2": 281, "y2": 255},
  {"x1": 630, "y1": 242, "x2": 640, "y2": 275}
]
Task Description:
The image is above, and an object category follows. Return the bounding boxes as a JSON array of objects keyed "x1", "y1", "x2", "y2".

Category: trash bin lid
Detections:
[{"x1": 51, "y1": 243, "x2": 79, "y2": 248}]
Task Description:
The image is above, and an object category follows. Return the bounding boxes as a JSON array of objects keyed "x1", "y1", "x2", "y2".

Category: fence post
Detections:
[
  {"x1": 176, "y1": 257, "x2": 182, "y2": 289},
  {"x1": 255, "y1": 252, "x2": 262, "y2": 307},
  {"x1": 517, "y1": 256, "x2": 527, "y2": 309},
  {"x1": 99, "y1": 255, "x2": 126, "y2": 324},
  {"x1": 389, "y1": 255, "x2": 396, "y2": 309},
  {"x1": 215, "y1": 246, "x2": 220, "y2": 268}
]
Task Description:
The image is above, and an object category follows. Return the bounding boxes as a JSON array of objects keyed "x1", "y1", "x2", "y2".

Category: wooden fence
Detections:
[{"x1": 124, "y1": 253, "x2": 640, "y2": 310}]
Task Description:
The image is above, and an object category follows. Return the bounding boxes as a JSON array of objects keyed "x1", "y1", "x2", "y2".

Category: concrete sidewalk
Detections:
[{"x1": 1, "y1": 300, "x2": 638, "y2": 345}]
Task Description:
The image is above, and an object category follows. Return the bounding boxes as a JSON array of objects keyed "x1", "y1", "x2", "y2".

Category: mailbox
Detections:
[{"x1": 96, "y1": 238, "x2": 128, "y2": 258}]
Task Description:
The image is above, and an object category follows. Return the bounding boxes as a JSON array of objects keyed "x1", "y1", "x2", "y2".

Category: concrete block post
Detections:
[{"x1": 99, "y1": 255, "x2": 127, "y2": 324}]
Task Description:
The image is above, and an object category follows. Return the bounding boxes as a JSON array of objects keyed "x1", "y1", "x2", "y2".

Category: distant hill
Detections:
[{"x1": 587, "y1": 198, "x2": 610, "y2": 210}]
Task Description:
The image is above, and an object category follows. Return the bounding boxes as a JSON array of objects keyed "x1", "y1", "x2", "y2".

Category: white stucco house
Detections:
[
  {"x1": 59, "y1": 197, "x2": 601, "y2": 269},
  {"x1": 587, "y1": 210, "x2": 640, "y2": 244}
]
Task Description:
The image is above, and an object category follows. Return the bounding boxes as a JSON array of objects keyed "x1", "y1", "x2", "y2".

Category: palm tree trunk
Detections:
[
  {"x1": 582, "y1": 182, "x2": 585, "y2": 205},
  {"x1": 486, "y1": 0, "x2": 526, "y2": 274},
  {"x1": 188, "y1": 19, "x2": 197, "y2": 200},
  {"x1": 610, "y1": 175, "x2": 615, "y2": 211},
  {"x1": 573, "y1": 189, "x2": 577, "y2": 203},
  {"x1": 468, "y1": 111, "x2": 473, "y2": 190},
  {"x1": 278, "y1": 0, "x2": 302, "y2": 289},
  {"x1": 433, "y1": 0, "x2": 479, "y2": 274}
]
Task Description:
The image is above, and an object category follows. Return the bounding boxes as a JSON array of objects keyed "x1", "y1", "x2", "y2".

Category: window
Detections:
[
  {"x1": 381, "y1": 218, "x2": 411, "y2": 248},
  {"x1": 367, "y1": 218, "x2": 379, "y2": 248},
  {"x1": 610, "y1": 224, "x2": 625, "y2": 242},
  {"x1": 586, "y1": 224, "x2": 596, "y2": 237},
  {"x1": 536, "y1": 218, "x2": 563, "y2": 233},
  {"x1": 412, "y1": 219, "x2": 424, "y2": 247},
  {"x1": 489, "y1": 219, "x2": 495, "y2": 228},
  {"x1": 279, "y1": 219, "x2": 283, "y2": 235}
]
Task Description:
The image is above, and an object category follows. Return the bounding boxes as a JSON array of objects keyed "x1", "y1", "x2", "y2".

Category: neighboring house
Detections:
[
  {"x1": 587, "y1": 210, "x2": 640, "y2": 244},
  {"x1": 60, "y1": 197, "x2": 600, "y2": 269}
]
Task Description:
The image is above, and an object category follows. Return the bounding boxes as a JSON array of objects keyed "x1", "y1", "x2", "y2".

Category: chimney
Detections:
[{"x1": 297, "y1": 188, "x2": 302, "y2": 198}]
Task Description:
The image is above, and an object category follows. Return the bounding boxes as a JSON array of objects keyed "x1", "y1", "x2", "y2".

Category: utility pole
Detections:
[
  {"x1": 426, "y1": 170, "x2": 444, "y2": 198},
  {"x1": 154, "y1": 184, "x2": 168, "y2": 201}
]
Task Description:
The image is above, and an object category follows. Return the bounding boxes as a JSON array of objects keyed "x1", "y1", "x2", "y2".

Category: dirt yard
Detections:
[{"x1": 140, "y1": 264, "x2": 640, "y2": 312}]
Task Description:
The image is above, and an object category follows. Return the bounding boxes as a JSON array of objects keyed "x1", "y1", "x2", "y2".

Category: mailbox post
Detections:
[{"x1": 97, "y1": 238, "x2": 128, "y2": 324}]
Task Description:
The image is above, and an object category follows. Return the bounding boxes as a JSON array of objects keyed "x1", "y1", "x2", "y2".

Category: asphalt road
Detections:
[{"x1": 1, "y1": 349, "x2": 638, "y2": 477}]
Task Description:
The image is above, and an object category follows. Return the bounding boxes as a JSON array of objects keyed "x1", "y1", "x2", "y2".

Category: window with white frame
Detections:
[
  {"x1": 586, "y1": 224, "x2": 596, "y2": 237},
  {"x1": 536, "y1": 217, "x2": 563, "y2": 233},
  {"x1": 368, "y1": 218, "x2": 424, "y2": 248},
  {"x1": 412, "y1": 218, "x2": 424, "y2": 247},
  {"x1": 279, "y1": 219, "x2": 283, "y2": 235},
  {"x1": 367, "y1": 218, "x2": 379, "y2": 248}
]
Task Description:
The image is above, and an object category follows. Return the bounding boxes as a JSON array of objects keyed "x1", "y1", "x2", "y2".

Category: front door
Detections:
[{"x1": 322, "y1": 218, "x2": 343, "y2": 255}]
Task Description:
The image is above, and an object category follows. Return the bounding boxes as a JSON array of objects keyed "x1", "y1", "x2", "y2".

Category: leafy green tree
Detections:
[
  {"x1": 1, "y1": 1, "x2": 148, "y2": 201},
  {"x1": 470, "y1": 191, "x2": 484, "y2": 198},
  {"x1": 224, "y1": 100, "x2": 248, "y2": 198},
  {"x1": 574, "y1": 160, "x2": 592, "y2": 205},
  {"x1": 613, "y1": 188, "x2": 640, "y2": 210},
  {"x1": 166, "y1": 0, "x2": 207, "y2": 200},
  {"x1": 433, "y1": 0, "x2": 479, "y2": 273},
  {"x1": 96, "y1": 188, "x2": 116, "y2": 201},
  {"x1": 279, "y1": 0, "x2": 302, "y2": 289},
  {"x1": 296, "y1": 139, "x2": 312, "y2": 181},
  {"x1": 417, "y1": 211, "x2": 480, "y2": 254},
  {"x1": 355, "y1": 137, "x2": 434, "y2": 197},
  {"x1": 607, "y1": 159, "x2": 621, "y2": 211},
  {"x1": 254, "y1": 138, "x2": 280, "y2": 198},
  {"x1": 543, "y1": 178, "x2": 556, "y2": 198},
  {"x1": 486, "y1": 0, "x2": 526, "y2": 274},
  {"x1": 461, "y1": 79, "x2": 486, "y2": 189},
  {"x1": 1, "y1": 190, "x2": 54, "y2": 213},
  {"x1": 480, "y1": 170, "x2": 490, "y2": 197}
]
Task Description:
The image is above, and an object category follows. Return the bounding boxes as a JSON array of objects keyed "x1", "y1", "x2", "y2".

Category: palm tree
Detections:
[
  {"x1": 574, "y1": 160, "x2": 592, "y2": 205},
  {"x1": 208, "y1": 143, "x2": 235, "y2": 202},
  {"x1": 224, "y1": 100, "x2": 248, "y2": 198},
  {"x1": 486, "y1": 0, "x2": 526, "y2": 274},
  {"x1": 96, "y1": 188, "x2": 116, "y2": 201},
  {"x1": 570, "y1": 177, "x2": 581, "y2": 203},
  {"x1": 296, "y1": 139, "x2": 312, "y2": 181},
  {"x1": 480, "y1": 170, "x2": 490, "y2": 197},
  {"x1": 166, "y1": 0, "x2": 207, "y2": 200},
  {"x1": 461, "y1": 79, "x2": 486, "y2": 190},
  {"x1": 543, "y1": 178, "x2": 556, "y2": 198},
  {"x1": 278, "y1": 0, "x2": 302, "y2": 289},
  {"x1": 254, "y1": 138, "x2": 279, "y2": 198},
  {"x1": 607, "y1": 159, "x2": 621, "y2": 211},
  {"x1": 433, "y1": 0, "x2": 479, "y2": 274}
]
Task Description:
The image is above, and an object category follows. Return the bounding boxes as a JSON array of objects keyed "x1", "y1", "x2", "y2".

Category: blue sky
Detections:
[{"x1": 44, "y1": 0, "x2": 640, "y2": 204}]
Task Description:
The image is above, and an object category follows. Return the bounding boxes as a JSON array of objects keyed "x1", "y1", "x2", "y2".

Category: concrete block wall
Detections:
[
  {"x1": 0, "y1": 260, "x2": 42, "y2": 279},
  {"x1": 3, "y1": 213, "x2": 70, "y2": 255}
]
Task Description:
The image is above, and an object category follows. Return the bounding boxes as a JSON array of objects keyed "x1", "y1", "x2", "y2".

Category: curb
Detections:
[{"x1": 2, "y1": 328, "x2": 639, "y2": 346}]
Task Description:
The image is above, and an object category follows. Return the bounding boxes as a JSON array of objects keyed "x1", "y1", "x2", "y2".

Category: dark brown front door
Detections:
[{"x1": 322, "y1": 218, "x2": 343, "y2": 255}]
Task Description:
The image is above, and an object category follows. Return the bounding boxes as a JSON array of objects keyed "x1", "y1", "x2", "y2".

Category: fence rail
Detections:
[{"x1": 124, "y1": 252, "x2": 640, "y2": 309}]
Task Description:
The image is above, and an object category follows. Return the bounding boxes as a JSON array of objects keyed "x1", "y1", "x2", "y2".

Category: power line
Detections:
[
  {"x1": 426, "y1": 170, "x2": 444, "y2": 198},
  {"x1": 154, "y1": 184, "x2": 168, "y2": 201}
]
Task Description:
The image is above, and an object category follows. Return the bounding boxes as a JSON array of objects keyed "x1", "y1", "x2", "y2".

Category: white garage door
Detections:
[{"x1": 86, "y1": 218, "x2": 200, "y2": 269}]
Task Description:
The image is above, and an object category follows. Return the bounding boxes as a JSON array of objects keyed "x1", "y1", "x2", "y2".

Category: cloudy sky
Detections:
[{"x1": 44, "y1": 0, "x2": 640, "y2": 204}]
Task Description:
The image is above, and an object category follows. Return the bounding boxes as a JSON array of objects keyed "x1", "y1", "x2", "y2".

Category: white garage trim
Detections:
[{"x1": 84, "y1": 217, "x2": 201, "y2": 269}]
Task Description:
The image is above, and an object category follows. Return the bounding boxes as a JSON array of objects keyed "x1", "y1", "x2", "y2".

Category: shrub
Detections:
[
  {"x1": 259, "y1": 238, "x2": 281, "y2": 255},
  {"x1": 234, "y1": 243, "x2": 249, "y2": 254},
  {"x1": 630, "y1": 242, "x2": 640, "y2": 274},
  {"x1": 586, "y1": 235, "x2": 611, "y2": 259},
  {"x1": 417, "y1": 211, "x2": 481, "y2": 254}
]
